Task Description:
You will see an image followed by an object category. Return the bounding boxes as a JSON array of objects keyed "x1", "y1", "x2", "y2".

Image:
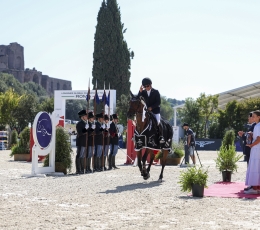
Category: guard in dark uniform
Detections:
[
  {"x1": 103, "y1": 114, "x2": 110, "y2": 170},
  {"x1": 108, "y1": 114, "x2": 120, "y2": 170},
  {"x1": 138, "y1": 77, "x2": 165, "y2": 143},
  {"x1": 76, "y1": 109, "x2": 89, "y2": 174},
  {"x1": 94, "y1": 113, "x2": 105, "y2": 172},
  {"x1": 86, "y1": 111, "x2": 95, "y2": 173}
]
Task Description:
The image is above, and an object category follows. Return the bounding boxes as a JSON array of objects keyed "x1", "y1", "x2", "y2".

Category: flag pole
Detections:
[{"x1": 92, "y1": 79, "x2": 98, "y2": 172}]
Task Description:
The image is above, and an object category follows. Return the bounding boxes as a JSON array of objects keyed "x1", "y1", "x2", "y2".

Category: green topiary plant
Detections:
[
  {"x1": 215, "y1": 145, "x2": 242, "y2": 172},
  {"x1": 10, "y1": 127, "x2": 30, "y2": 157},
  {"x1": 43, "y1": 126, "x2": 73, "y2": 173},
  {"x1": 178, "y1": 166, "x2": 208, "y2": 192},
  {"x1": 10, "y1": 130, "x2": 18, "y2": 147},
  {"x1": 222, "y1": 129, "x2": 235, "y2": 150}
]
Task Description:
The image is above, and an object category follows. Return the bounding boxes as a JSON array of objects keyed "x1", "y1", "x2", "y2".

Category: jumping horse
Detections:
[{"x1": 127, "y1": 92, "x2": 173, "y2": 182}]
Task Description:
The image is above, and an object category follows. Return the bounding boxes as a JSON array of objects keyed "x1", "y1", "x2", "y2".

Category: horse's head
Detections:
[{"x1": 127, "y1": 91, "x2": 146, "y2": 119}]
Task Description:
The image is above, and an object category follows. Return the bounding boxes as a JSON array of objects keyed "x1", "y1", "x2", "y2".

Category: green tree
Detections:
[
  {"x1": 13, "y1": 94, "x2": 39, "y2": 130},
  {"x1": 197, "y1": 93, "x2": 218, "y2": 138},
  {"x1": 0, "y1": 89, "x2": 22, "y2": 128},
  {"x1": 116, "y1": 94, "x2": 129, "y2": 126},
  {"x1": 0, "y1": 73, "x2": 25, "y2": 95},
  {"x1": 178, "y1": 97, "x2": 202, "y2": 137},
  {"x1": 160, "y1": 96, "x2": 174, "y2": 121},
  {"x1": 65, "y1": 100, "x2": 88, "y2": 121},
  {"x1": 38, "y1": 97, "x2": 54, "y2": 113},
  {"x1": 92, "y1": 0, "x2": 134, "y2": 101},
  {"x1": 23, "y1": 82, "x2": 48, "y2": 97}
]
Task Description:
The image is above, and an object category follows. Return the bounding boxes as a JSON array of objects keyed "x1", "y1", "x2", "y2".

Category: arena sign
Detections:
[{"x1": 54, "y1": 90, "x2": 116, "y2": 126}]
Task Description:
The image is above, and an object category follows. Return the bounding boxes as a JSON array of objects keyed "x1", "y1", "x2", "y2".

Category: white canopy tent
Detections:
[{"x1": 173, "y1": 81, "x2": 260, "y2": 126}]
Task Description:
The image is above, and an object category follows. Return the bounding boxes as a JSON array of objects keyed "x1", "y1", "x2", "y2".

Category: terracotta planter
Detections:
[
  {"x1": 14, "y1": 154, "x2": 30, "y2": 161},
  {"x1": 165, "y1": 157, "x2": 182, "y2": 165},
  {"x1": 55, "y1": 162, "x2": 67, "y2": 175}
]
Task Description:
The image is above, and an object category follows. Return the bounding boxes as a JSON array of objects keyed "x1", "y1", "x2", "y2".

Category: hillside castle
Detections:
[{"x1": 0, "y1": 42, "x2": 72, "y2": 95}]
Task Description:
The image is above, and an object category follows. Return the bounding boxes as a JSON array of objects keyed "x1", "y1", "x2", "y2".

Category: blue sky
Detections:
[{"x1": 1, "y1": 0, "x2": 260, "y2": 100}]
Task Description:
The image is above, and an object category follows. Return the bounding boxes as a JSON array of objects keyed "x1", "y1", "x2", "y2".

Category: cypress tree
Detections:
[{"x1": 92, "y1": 0, "x2": 134, "y2": 101}]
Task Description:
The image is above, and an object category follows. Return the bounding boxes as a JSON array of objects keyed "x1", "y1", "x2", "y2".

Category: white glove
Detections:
[
  {"x1": 102, "y1": 124, "x2": 106, "y2": 129},
  {"x1": 85, "y1": 123, "x2": 89, "y2": 129},
  {"x1": 92, "y1": 124, "x2": 96, "y2": 129},
  {"x1": 106, "y1": 123, "x2": 110, "y2": 129}
]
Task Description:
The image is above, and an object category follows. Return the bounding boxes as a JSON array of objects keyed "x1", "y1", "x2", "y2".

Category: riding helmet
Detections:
[{"x1": 142, "y1": 78, "x2": 152, "y2": 86}]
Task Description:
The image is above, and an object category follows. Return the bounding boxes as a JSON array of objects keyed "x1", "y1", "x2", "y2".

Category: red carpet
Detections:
[{"x1": 204, "y1": 182, "x2": 260, "y2": 199}]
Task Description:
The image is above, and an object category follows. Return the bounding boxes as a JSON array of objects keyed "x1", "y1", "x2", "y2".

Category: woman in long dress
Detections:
[{"x1": 245, "y1": 110, "x2": 260, "y2": 194}]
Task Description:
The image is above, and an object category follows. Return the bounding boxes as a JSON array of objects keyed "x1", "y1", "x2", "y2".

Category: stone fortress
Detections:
[{"x1": 0, "y1": 42, "x2": 72, "y2": 95}]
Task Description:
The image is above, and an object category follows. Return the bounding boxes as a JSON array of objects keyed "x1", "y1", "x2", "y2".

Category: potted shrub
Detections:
[
  {"x1": 9, "y1": 127, "x2": 30, "y2": 161},
  {"x1": 43, "y1": 126, "x2": 73, "y2": 174},
  {"x1": 155, "y1": 142, "x2": 184, "y2": 165},
  {"x1": 215, "y1": 129, "x2": 242, "y2": 182},
  {"x1": 178, "y1": 166, "x2": 208, "y2": 197}
]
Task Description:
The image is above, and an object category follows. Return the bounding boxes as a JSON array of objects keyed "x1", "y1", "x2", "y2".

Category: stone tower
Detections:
[{"x1": 0, "y1": 42, "x2": 72, "y2": 95}]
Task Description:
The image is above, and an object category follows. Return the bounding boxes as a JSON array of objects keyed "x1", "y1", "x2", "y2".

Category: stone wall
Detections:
[{"x1": 0, "y1": 43, "x2": 72, "y2": 95}]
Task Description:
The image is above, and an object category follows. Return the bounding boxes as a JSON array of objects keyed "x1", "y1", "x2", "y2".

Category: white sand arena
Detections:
[{"x1": 1, "y1": 148, "x2": 260, "y2": 230}]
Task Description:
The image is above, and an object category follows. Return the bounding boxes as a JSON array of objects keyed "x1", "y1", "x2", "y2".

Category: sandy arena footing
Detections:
[{"x1": 0, "y1": 148, "x2": 259, "y2": 230}]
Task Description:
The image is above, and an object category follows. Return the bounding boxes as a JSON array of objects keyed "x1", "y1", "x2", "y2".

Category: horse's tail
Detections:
[{"x1": 161, "y1": 116, "x2": 173, "y2": 143}]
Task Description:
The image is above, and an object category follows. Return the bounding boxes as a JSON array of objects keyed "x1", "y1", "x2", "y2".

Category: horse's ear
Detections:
[{"x1": 130, "y1": 91, "x2": 134, "y2": 99}]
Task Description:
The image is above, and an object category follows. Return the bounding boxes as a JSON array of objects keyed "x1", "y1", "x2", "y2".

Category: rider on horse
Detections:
[{"x1": 138, "y1": 77, "x2": 165, "y2": 144}]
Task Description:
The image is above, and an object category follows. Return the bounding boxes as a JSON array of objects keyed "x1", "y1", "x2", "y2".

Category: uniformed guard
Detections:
[
  {"x1": 94, "y1": 113, "x2": 105, "y2": 172},
  {"x1": 108, "y1": 114, "x2": 120, "y2": 170},
  {"x1": 103, "y1": 114, "x2": 110, "y2": 170},
  {"x1": 86, "y1": 111, "x2": 95, "y2": 173},
  {"x1": 138, "y1": 77, "x2": 165, "y2": 144},
  {"x1": 75, "y1": 109, "x2": 89, "y2": 174}
]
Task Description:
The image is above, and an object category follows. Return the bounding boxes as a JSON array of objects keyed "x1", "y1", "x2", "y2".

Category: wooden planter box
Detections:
[
  {"x1": 165, "y1": 157, "x2": 182, "y2": 165},
  {"x1": 55, "y1": 162, "x2": 67, "y2": 175},
  {"x1": 14, "y1": 154, "x2": 30, "y2": 161}
]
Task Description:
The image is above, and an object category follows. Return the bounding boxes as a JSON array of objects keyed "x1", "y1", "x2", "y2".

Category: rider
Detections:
[{"x1": 138, "y1": 77, "x2": 165, "y2": 143}]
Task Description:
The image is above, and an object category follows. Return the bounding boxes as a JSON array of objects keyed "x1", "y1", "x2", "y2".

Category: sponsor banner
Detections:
[{"x1": 195, "y1": 138, "x2": 222, "y2": 151}]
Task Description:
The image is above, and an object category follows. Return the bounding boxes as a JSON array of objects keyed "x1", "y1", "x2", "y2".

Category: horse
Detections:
[{"x1": 127, "y1": 92, "x2": 173, "y2": 182}]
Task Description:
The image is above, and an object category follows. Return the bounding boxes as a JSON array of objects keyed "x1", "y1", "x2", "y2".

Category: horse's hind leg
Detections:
[{"x1": 158, "y1": 149, "x2": 169, "y2": 182}]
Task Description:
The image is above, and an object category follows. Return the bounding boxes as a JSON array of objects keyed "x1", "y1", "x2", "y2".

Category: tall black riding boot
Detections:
[
  {"x1": 76, "y1": 158, "x2": 80, "y2": 174},
  {"x1": 93, "y1": 156, "x2": 97, "y2": 172},
  {"x1": 158, "y1": 123, "x2": 165, "y2": 143},
  {"x1": 103, "y1": 156, "x2": 107, "y2": 171},
  {"x1": 107, "y1": 154, "x2": 112, "y2": 170},
  {"x1": 112, "y1": 155, "x2": 119, "y2": 169},
  {"x1": 79, "y1": 158, "x2": 84, "y2": 174},
  {"x1": 87, "y1": 158, "x2": 92, "y2": 173},
  {"x1": 96, "y1": 157, "x2": 101, "y2": 172}
]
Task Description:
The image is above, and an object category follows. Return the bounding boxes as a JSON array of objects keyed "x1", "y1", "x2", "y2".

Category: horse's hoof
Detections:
[
  {"x1": 158, "y1": 178, "x2": 163, "y2": 182},
  {"x1": 143, "y1": 173, "x2": 150, "y2": 180}
]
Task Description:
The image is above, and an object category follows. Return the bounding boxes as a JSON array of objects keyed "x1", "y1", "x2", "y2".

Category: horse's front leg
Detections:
[
  {"x1": 146, "y1": 150, "x2": 155, "y2": 174},
  {"x1": 136, "y1": 150, "x2": 143, "y2": 176},
  {"x1": 142, "y1": 149, "x2": 150, "y2": 180},
  {"x1": 158, "y1": 150, "x2": 169, "y2": 182}
]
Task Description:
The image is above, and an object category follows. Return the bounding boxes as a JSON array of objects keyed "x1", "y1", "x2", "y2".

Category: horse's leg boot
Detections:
[
  {"x1": 87, "y1": 158, "x2": 92, "y2": 173},
  {"x1": 158, "y1": 123, "x2": 165, "y2": 143}
]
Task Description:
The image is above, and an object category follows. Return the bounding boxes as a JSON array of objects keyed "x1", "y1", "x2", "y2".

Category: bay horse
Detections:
[{"x1": 127, "y1": 92, "x2": 173, "y2": 182}]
